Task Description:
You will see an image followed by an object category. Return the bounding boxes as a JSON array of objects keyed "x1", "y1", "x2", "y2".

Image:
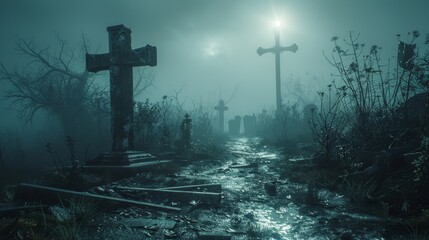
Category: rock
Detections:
[
  {"x1": 340, "y1": 231, "x2": 353, "y2": 240},
  {"x1": 264, "y1": 182, "x2": 277, "y2": 196},
  {"x1": 165, "y1": 178, "x2": 178, "y2": 187},
  {"x1": 244, "y1": 212, "x2": 254, "y2": 220},
  {"x1": 48, "y1": 206, "x2": 71, "y2": 222}
]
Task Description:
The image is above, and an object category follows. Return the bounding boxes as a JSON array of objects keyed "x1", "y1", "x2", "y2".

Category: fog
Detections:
[{"x1": 0, "y1": 0, "x2": 428, "y2": 166}]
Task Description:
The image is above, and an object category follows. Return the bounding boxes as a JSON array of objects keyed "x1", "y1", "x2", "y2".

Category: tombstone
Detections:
[
  {"x1": 85, "y1": 24, "x2": 157, "y2": 167},
  {"x1": 228, "y1": 116, "x2": 241, "y2": 135},
  {"x1": 214, "y1": 99, "x2": 228, "y2": 133},
  {"x1": 243, "y1": 114, "x2": 256, "y2": 136},
  {"x1": 303, "y1": 104, "x2": 318, "y2": 120},
  {"x1": 405, "y1": 93, "x2": 429, "y2": 128},
  {"x1": 180, "y1": 114, "x2": 192, "y2": 149}
]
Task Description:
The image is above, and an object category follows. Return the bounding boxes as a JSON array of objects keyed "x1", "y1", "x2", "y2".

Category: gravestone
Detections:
[
  {"x1": 303, "y1": 104, "x2": 318, "y2": 120},
  {"x1": 405, "y1": 93, "x2": 429, "y2": 128},
  {"x1": 180, "y1": 114, "x2": 192, "y2": 149},
  {"x1": 228, "y1": 116, "x2": 241, "y2": 135},
  {"x1": 214, "y1": 99, "x2": 228, "y2": 133},
  {"x1": 85, "y1": 24, "x2": 158, "y2": 168},
  {"x1": 243, "y1": 114, "x2": 256, "y2": 136},
  {"x1": 257, "y1": 31, "x2": 298, "y2": 114}
]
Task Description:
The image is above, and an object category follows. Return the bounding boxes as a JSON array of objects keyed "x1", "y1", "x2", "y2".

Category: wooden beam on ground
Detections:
[
  {"x1": 115, "y1": 186, "x2": 221, "y2": 205},
  {"x1": 158, "y1": 184, "x2": 222, "y2": 193},
  {"x1": 228, "y1": 162, "x2": 258, "y2": 168},
  {"x1": 14, "y1": 183, "x2": 180, "y2": 212}
]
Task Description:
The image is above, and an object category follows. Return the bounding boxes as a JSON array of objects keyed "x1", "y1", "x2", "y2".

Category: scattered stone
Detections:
[
  {"x1": 95, "y1": 186, "x2": 105, "y2": 194},
  {"x1": 244, "y1": 212, "x2": 254, "y2": 220},
  {"x1": 340, "y1": 231, "x2": 353, "y2": 240},
  {"x1": 159, "y1": 184, "x2": 222, "y2": 193},
  {"x1": 163, "y1": 229, "x2": 179, "y2": 238},
  {"x1": 164, "y1": 178, "x2": 178, "y2": 187},
  {"x1": 48, "y1": 206, "x2": 71, "y2": 222},
  {"x1": 229, "y1": 162, "x2": 258, "y2": 169},
  {"x1": 264, "y1": 182, "x2": 277, "y2": 196},
  {"x1": 121, "y1": 218, "x2": 176, "y2": 229}
]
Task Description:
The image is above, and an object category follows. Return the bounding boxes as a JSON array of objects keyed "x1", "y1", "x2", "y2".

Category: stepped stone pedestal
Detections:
[{"x1": 83, "y1": 151, "x2": 174, "y2": 181}]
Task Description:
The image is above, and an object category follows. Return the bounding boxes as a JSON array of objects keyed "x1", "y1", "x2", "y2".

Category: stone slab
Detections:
[
  {"x1": 86, "y1": 151, "x2": 156, "y2": 166},
  {"x1": 81, "y1": 159, "x2": 174, "y2": 181}
]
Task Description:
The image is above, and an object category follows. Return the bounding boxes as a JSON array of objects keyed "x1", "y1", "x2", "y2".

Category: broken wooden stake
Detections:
[
  {"x1": 115, "y1": 186, "x2": 221, "y2": 205},
  {"x1": 14, "y1": 183, "x2": 180, "y2": 212},
  {"x1": 159, "y1": 183, "x2": 222, "y2": 193}
]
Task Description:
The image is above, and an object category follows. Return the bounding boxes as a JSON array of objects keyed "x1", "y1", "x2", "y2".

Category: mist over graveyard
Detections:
[{"x1": 1, "y1": 0, "x2": 429, "y2": 239}]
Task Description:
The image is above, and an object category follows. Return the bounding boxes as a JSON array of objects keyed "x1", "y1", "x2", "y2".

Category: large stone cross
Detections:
[
  {"x1": 86, "y1": 24, "x2": 157, "y2": 152},
  {"x1": 257, "y1": 32, "x2": 297, "y2": 113},
  {"x1": 214, "y1": 99, "x2": 228, "y2": 133}
]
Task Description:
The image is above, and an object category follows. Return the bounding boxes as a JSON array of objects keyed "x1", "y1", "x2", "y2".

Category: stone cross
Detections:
[
  {"x1": 214, "y1": 99, "x2": 228, "y2": 133},
  {"x1": 181, "y1": 114, "x2": 192, "y2": 149},
  {"x1": 86, "y1": 24, "x2": 157, "y2": 152},
  {"x1": 257, "y1": 31, "x2": 297, "y2": 113}
]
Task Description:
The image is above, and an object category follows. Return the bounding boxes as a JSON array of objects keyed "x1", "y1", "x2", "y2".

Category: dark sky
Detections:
[{"x1": 1, "y1": 0, "x2": 428, "y2": 121}]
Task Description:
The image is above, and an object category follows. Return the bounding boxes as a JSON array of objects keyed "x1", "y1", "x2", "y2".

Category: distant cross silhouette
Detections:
[
  {"x1": 257, "y1": 31, "x2": 297, "y2": 113},
  {"x1": 86, "y1": 24, "x2": 157, "y2": 152},
  {"x1": 214, "y1": 99, "x2": 229, "y2": 133}
]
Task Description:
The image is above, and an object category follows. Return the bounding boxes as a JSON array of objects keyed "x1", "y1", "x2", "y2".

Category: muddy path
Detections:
[{"x1": 82, "y1": 137, "x2": 410, "y2": 239}]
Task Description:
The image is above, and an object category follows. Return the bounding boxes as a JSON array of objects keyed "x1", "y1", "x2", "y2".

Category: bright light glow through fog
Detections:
[{"x1": 205, "y1": 41, "x2": 220, "y2": 56}]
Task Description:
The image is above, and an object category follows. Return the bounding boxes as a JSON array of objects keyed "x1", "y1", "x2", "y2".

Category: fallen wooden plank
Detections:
[
  {"x1": 228, "y1": 162, "x2": 258, "y2": 168},
  {"x1": 14, "y1": 183, "x2": 180, "y2": 212},
  {"x1": 121, "y1": 218, "x2": 176, "y2": 229},
  {"x1": 288, "y1": 157, "x2": 313, "y2": 164},
  {"x1": 159, "y1": 184, "x2": 222, "y2": 193},
  {"x1": 115, "y1": 186, "x2": 221, "y2": 205}
]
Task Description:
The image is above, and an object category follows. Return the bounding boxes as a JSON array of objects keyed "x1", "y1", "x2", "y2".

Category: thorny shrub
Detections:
[{"x1": 311, "y1": 31, "x2": 429, "y2": 167}]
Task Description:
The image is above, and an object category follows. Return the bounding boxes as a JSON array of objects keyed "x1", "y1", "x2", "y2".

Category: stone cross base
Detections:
[{"x1": 86, "y1": 151, "x2": 156, "y2": 166}]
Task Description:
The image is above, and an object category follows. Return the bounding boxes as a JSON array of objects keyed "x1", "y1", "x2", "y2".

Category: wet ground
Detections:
[{"x1": 76, "y1": 137, "x2": 418, "y2": 240}]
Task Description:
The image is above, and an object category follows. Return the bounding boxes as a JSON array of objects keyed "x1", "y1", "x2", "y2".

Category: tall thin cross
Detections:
[
  {"x1": 257, "y1": 31, "x2": 297, "y2": 113},
  {"x1": 214, "y1": 99, "x2": 228, "y2": 133},
  {"x1": 86, "y1": 24, "x2": 157, "y2": 152}
]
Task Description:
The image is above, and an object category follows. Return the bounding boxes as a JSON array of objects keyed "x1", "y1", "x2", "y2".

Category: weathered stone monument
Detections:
[
  {"x1": 214, "y1": 99, "x2": 228, "y2": 133},
  {"x1": 405, "y1": 93, "x2": 429, "y2": 129},
  {"x1": 228, "y1": 116, "x2": 241, "y2": 136},
  {"x1": 180, "y1": 114, "x2": 192, "y2": 149},
  {"x1": 257, "y1": 31, "x2": 298, "y2": 114},
  {"x1": 85, "y1": 24, "x2": 159, "y2": 170},
  {"x1": 243, "y1": 114, "x2": 256, "y2": 136},
  {"x1": 303, "y1": 104, "x2": 318, "y2": 120}
]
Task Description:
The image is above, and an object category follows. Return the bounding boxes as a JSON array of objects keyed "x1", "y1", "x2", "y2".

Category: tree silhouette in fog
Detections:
[{"x1": 0, "y1": 36, "x2": 154, "y2": 151}]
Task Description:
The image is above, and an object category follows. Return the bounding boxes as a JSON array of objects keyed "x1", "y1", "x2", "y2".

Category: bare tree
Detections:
[{"x1": 0, "y1": 36, "x2": 94, "y2": 136}]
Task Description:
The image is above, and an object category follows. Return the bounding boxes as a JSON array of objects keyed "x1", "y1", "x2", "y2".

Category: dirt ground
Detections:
[{"x1": 0, "y1": 137, "x2": 418, "y2": 239}]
